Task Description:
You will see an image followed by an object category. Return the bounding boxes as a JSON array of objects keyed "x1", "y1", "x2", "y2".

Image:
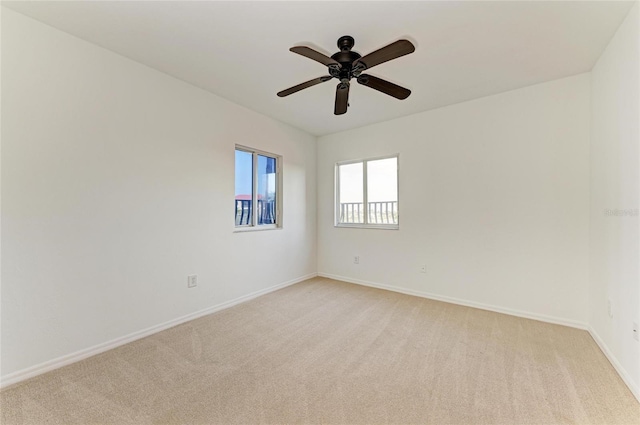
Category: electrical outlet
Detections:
[
  {"x1": 607, "y1": 299, "x2": 613, "y2": 318},
  {"x1": 354, "y1": 256, "x2": 360, "y2": 265},
  {"x1": 633, "y1": 322, "x2": 639, "y2": 342},
  {"x1": 187, "y1": 275, "x2": 198, "y2": 288},
  {"x1": 420, "y1": 265, "x2": 427, "y2": 273}
]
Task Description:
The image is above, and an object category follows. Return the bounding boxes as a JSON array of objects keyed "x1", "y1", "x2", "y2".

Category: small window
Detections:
[
  {"x1": 235, "y1": 146, "x2": 281, "y2": 229},
  {"x1": 336, "y1": 155, "x2": 399, "y2": 229}
]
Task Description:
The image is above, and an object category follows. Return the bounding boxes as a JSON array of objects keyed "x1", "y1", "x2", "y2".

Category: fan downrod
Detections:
[{"x1": 337, "y1": 35, "x2": 355, "y2": 52}]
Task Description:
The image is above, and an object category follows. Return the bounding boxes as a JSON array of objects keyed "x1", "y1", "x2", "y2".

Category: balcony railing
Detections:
[
  {"x1": 235, "y1": 200, "x2": 396, "y2": 226},
  {"x1": 235, "y1": 200, "x2": 276, "y2": 226},
  {"x1": 339, "y1": 201, "x2": 398, "y2": 224}
]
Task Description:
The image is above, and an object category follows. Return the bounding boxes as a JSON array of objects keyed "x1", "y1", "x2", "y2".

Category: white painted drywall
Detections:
[
  {"x1": 589, "y1": 2, "x2": 640, "y2": 398},
  {"x1": 1, "y1": 8, "x2": 317, "y2": 378},
  {"x1": 318, "y1": 74, "x2": 591, "y2": 326}
]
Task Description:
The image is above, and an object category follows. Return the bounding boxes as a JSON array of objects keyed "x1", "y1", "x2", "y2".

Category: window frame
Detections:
[
  {"x1": 335, "y1": 154, "x2": 399, "y2": 230},
  {"x1": 234, "y1": 145, "x2": 282, "y2": 231}
]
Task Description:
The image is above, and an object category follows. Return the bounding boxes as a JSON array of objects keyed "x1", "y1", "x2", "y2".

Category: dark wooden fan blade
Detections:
[
  {"x1": 357, "y1": 74, "x2": 411, "y2": 100},
  {"x1": 334, "y1": 83, "x2": 349, "y2": 115},
  {"x1": 353, "y1": 40, "x2": 415, "y2": 70},
  {"x1": 290, "y1": 46, "x2": 341, "y2": 68},
  {"x1": 277, "y1": 76, "x2": 332, "y2": 97}
]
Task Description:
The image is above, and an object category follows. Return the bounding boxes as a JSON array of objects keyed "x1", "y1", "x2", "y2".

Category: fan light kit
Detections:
[{"x1": 277, "y1": 35, "x2": 415, "y2": 115}]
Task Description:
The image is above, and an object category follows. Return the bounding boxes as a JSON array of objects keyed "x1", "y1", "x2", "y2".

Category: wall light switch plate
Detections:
[{"x1": 187, "y1": 275, "x2": 197, "y2": 288}]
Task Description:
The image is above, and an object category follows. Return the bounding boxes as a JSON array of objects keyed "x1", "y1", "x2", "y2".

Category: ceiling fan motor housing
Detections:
[{"x1": 331, "y1": 35, "x2": 362, "y2": 80}]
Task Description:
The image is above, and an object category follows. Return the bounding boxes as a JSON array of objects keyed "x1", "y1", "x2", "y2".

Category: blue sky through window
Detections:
[{"x1": 235, "y1": 150, "x2": 252, "y2": 198}]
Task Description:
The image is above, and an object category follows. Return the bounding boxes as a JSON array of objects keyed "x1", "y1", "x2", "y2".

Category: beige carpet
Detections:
[{"x1": 2, "y1": 277, "x2": 639, "y2": 424}]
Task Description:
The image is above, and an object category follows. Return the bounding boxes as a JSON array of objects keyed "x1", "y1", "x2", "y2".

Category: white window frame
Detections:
[
  {"x1": 335, "y1": 154, "x2": 399, "y2": 230},
  {"x1": 234, "y1": 145, "x2": 282, "y2": 231}
]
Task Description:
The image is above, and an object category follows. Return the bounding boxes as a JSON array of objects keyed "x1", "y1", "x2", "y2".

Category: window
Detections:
[
  {"x1": 235, "y1": 146, "x2": 281, "y2": 229},
  {"x1": 335, "y1": 155, "x2": 399, "y2": 229}
]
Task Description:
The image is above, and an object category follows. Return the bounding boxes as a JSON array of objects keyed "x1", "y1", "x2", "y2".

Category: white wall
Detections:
[
  {"x1": 589, "y1": 2, "x2": 640, "y2": 399},
  {"x1": 1, "y1": 8, "x2": 317, "y2": 380},
  {"x1": 318, "y1": 74, "x2": 591, "y2": 327}
]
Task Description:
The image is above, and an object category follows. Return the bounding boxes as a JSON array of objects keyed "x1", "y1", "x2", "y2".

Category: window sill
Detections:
[
  {"x1": 234, "y1": 225, "x2": 282, "y2": 233},
  {"x1": 334, "y1": 224, "x2": 399, "y2": 230}
]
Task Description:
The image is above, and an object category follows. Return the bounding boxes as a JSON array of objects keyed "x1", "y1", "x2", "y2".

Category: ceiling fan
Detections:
[{"x1": 277, "y1": 36, "x2": 415, "y2": 115}]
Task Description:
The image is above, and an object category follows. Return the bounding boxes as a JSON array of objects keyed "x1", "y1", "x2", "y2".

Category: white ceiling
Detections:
[{"x1": 4, "y1": 1, "x2": 634, "y2": 136}]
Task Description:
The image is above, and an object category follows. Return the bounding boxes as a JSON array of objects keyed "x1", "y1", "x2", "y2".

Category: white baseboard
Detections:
[
  {"x1": 0, "y1": 273, "x2": 317, "y2": 389},
  {"x1": 588, "y1": 327, "x2": 640, "y2": 403},
  {"x1": 318, "y1": 272, "x2": 588, "y2": 330}
]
